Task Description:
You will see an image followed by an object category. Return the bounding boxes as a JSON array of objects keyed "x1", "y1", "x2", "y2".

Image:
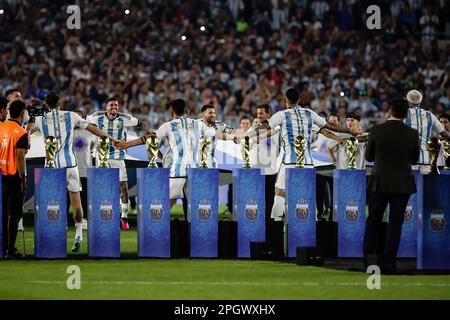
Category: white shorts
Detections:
[
  {"x1": 275, "y1": 163, "x2": 314, "y2": 191},
  {"x1": 108, "y1": 159, "x2": 128, "y2": 182},
  {"x1": 67, "y1": 166, "x2": 81, "y2": 193},
  {"x1": 170, "y1": 178, "x2": 187, "y2": 200}
]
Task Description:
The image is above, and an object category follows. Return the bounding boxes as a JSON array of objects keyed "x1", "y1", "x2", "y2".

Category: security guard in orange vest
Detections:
[{"x1": 0, "y1": 100, "x2": 29, "y2": 258}]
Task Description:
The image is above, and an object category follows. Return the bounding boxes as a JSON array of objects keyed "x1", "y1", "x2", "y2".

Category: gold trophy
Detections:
[
  {"x1": 241, "y1": 136, "x2": 251, "y2": 168},
  {"x1": 294, "y1": 135, "x2": 306, "y2": 168},
  {"x1": 427, "y1": 137, "x2": 441, "y2": 174},
  {"x1": 346, "y1": 137, "x2": 359, "y2": 170},
  {"x1": 443, "y1": 139, "x2": 450, "y2": 171},
  {"x1": 44, "y1": 136, "x2": 58, "y2": 168},
  {"x1": 199, "y1": 136, "x2": 212, "y2": 169},
  {"x1": 146, "y1": 135, "x2": 159, "y2": 168},
  {"x1": 97, "y1": 136, "x2": 111, "y2": 168}
]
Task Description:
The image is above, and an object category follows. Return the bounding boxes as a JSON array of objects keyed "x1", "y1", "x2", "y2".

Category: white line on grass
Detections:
[{"x1": 28, "y1": 280, "x2": 450, "y2": 288}]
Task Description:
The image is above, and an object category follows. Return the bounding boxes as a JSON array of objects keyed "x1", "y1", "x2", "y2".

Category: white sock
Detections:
[
  {"x1": 271, "y1": 195, "x2": 285, "y2": 221},
  {"x1": 121, "y1": 201, "x2": 129, "y2": 219},
  {"x1": 75, "y1": 223, "x2": 83, "y2": 240}
]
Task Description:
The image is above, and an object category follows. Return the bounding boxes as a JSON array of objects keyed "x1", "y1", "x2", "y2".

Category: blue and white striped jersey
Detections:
[
  {"x1": 35, "y1": 109, "x2": 89, "y2": 168},
  {"x1": 405, "y1": 107, "x2": 444, "y2": 164},
  {"x1": 156, "y1": 117, "x2": 216, "y2": 177},
  {"x1": 268, "y1": 106, "x2": 327, "y2": 165},
  {"x1": 205, "y1": 121, "x2": 234, "y2": 168},
  {"x1": 89, "y1": 113, "x2": 139, "y2": 160}
]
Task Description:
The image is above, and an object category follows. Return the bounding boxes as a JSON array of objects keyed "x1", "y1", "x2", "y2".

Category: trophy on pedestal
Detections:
[
  {"x1": 427, "y1": 137, "x2": 441, "y2": 174},
  {"x1": 44, "y1": 136, "x2": 58, "y2": 168},
  {"x1": 97, "y1": 136, "x2": 111, "y2": 168},
  {"x1": 146, "y1": 135, "x2": 159, "y2": 168},
  {"x1": 443, "y1": 139, "x2": 450, "y2": 171},
  {"x1": 199, "y1": 136, "x2": 212, "y2": 169},
  {"x1": 346, "y1": 137, "x2": 359, "y2": 170},
  {"x1": 240, "y1": 136, "x2": 251, "y2": 168},
  {"x1": 294, "y1": 135, "x2": 306, "y2": 168}
]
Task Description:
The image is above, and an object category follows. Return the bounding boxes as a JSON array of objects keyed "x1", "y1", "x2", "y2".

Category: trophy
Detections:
[
  {"x1": 443, "y1": 139, "x2": 450, "y2": 171},
  {"x1": 427, "y1": 137, "x2": 441, "y2": 174},
  {"x1": 346, "y1": 137, "x2": 359, "y2": 170},
  {"x1": 146, "y1": 135, "x2": 159, "y2": 168},
  {"x1": 240, "y1": 136, "x2": 251, "y2": 168},
  {"x1": 97, "y1": 136, "x2": 111, "y2": 168},
  {"x1": 294, "y1": 135, "x2": 306, "y2": 168},
  {"x1": 44, "y1": 136, "x2": 58, "y2": 168},
  {"x1": 199, "y1": 136, "x2": 212, "y2": 169}
]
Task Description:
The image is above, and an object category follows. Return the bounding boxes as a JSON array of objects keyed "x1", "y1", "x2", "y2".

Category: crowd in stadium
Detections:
[{"x1": 0, "y1": 0, "x2": 449, "y2": 133}]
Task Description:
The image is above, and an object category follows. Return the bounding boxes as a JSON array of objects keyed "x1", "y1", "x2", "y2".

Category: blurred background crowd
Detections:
[{"x1": 0, "y1": 0, "x2": 449, "y2": 134}]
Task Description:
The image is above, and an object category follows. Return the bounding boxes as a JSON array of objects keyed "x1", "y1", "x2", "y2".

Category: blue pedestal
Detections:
[
  {"x1": 391, "y1": 170, "x2": 422, "y2": 257},
  {"x1": 187, "y1": 168, "x2": 219, "y2": 258},
  {"x1": 137, "y1": 168, "x2": 170, "y2": 258},
  {"x1": 233, "y1": 169, "x2": 265, "y2": 258},
  {"x1": 285, "y1": 168, "x2": 316, "y2": 257},
  {"x1": 417, "y1": 175, "x2": 450, "y2": 270},
  {"x1": 34, "y1": 168, "x2": 67, "y2": 259},
  {"x1": 87, "y1": 168, "x2": 120, "y2": 258},
  {"x1": 333, "y1": 169, "x2": 366, "y2": 258}
]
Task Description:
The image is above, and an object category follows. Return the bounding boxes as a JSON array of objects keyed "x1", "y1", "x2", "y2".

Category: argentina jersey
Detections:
[
  {"x1": 405, "y1": 107, "x2": 444, "y2": 164},
  {"x1": 90, "y1": 114, "x2": 138, "y2": 160},
  {"x1": 35, "y1": 109, "x2": 89, "y2": 168},
  {"x1": 268, "y1": 106, "x2": 327, "y2": 166},
  {"x1": 207, "y1": 121, "x2": 234, "y2": 168},
  {"x1": 156, "y1": 117, "x2": 216, "y2": 177}
]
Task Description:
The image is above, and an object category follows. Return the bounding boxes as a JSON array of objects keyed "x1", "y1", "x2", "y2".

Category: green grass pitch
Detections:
[{"x1": 1, "y1": 207, "x2": 450, "y2": 300}]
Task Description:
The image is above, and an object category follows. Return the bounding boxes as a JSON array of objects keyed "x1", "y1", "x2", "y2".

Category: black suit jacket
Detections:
[{"x1": 365, "y1": 120, "x2": 420, "y2": 195}]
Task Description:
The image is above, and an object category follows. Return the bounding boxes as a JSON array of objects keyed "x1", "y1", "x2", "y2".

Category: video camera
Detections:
[{"x1": 26, "y1": 100, "x2": 49, "y2": 118}]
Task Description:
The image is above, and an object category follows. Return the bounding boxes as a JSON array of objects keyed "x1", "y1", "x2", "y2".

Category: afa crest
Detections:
[
  {"x1": 198, "y1": 200, "x2": 211, "y2": 221},
  {"x1": 150, "y1": 200, "x2": 163, "y2": 221},
  {"x1": 345, "y1": 201, "x2": 359, "y2": 223},
  {"x1": 245, "y1": 200, "x2": 258, "y2": 221},
  {"x1": 100, "y1": 200, "x2": 113, "y2": 221},
  {"x1": 46, "y1": 200, "x2": 60, "y2": 222},
  {"x1": 295, "y1": 200, "x2": 309, "y2": 220},
  {"x1": 430, "y1": 211, "x2": 445, "y2": 232},
  {"x1": 404, "y1": 205, "x2": 413, "y2": 222}
]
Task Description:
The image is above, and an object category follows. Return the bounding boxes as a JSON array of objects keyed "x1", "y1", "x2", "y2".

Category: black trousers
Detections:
[
  {"x1": 80, "y1": 177, "x2": 88, "y2": 219},
  {"x1": 316, "y1": 173, "x2": 331, "y2": 218},
  {"x1": 364, "y1": 191, "x2": 410, "y2": 267},
  {"x1": 2, "y1": 173, "x2": 24, "y2": 255},
  {"x1": 264, "y1": 174, "x2": 277, "y2": 251}
]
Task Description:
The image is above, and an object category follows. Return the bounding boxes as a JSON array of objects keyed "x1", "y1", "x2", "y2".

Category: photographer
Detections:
[{"x1": 27, "y1": 92, "x2": 119, "y2": 252}]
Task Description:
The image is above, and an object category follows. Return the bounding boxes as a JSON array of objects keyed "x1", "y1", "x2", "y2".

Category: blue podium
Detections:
[
  {"x1": 137, "y1": 168, "x2": 170, "y2": 258},
  {"x1": 87, "y1": 168, "x2": 120, "y2": 258},
  {"x1": 34, "y1": 168, "x2": 67, "y2": 259},
  {"x1": 392, "y1": 170, "x2": 422, "y2": 257},
  {"x1": 233, "y1": 168, "x2": 265, "y2": 258},
  {"x1": 417, "y1": 174, "x2": 450, "y2": 270},
  {"x1": 333, "y1": 169, "x2": 366, "y2": 257},
  {"x1": 285, "y1": 168, "x2": 316, "y2": 257},
  {"x1": 187, "y1": 168, "x2": 219, "y2": 258}
]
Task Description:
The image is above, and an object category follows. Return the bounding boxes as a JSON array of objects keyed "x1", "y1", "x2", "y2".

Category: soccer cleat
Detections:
[
  {"x1": 71, "y1": 237, "x2": 82, "y2": 253},
  {"x1": 18, "y1": 218, "x2": 24, "y2": 231},
  {"x1": 120, "y1": 218, "x2": 130, "y2": 230}
]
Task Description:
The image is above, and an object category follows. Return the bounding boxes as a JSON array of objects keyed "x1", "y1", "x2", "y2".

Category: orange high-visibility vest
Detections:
[{"x1": 0, "y1": 120, "x2": 27, "y2": 176}]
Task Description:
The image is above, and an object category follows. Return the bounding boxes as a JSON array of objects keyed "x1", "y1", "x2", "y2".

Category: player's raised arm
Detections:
[{"x1": 85, "y1": 123, "x2": 119, "y2": 143}]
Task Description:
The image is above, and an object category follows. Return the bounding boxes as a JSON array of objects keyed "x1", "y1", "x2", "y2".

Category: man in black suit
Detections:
[{"x1": 364, "y1": 98, "x2": 420, "y2": 274}]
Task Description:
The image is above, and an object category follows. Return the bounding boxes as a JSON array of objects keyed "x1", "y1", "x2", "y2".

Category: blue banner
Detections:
[
  {"x1": 333, "y1": 169, "x2": 366, "y2": 258},
  {"x1": 87, "y1": 168, "x2": 120, "y2": 258},
  {"x1": 417, "y1": 175, "x2": 450, "y2": 270},
  {"x1": 392, "y1": 170, "x2": 422, "y2": 257},
  {"x1": 187, "y1": 168, "x2": 219, "y2": 258},
  {"x1": 233, "y1": 168, "x2": 265, "y2": 258},
  {"x1": 137, "y1": 168, "x2": 170, "y2": 258},
  {"x1": 34, "y1": 168, "x2": 67, "y2": 259},
  {"x1": 285, "y1": 168, "x2": 316, "y2": 257}
]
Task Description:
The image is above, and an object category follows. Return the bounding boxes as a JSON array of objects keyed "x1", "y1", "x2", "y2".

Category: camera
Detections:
[{"x1": 26, "y1": 101, "x2": 49, "y2": 118}]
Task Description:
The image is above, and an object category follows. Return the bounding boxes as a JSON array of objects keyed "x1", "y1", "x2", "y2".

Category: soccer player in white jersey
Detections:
[
  {"x1": 117, "y1": 99, "x2": 234, "y2": 214},
  {"x1": 248, "y1": 88, "x2": 357, "y2": 220},
  {"x1": 437, "y1": 114, "x2": 450, "y2": 167},
  {"x1": 405, "y1": 90, "x2": 449, "y2": 173},
  {"x1": 201, "y1": 104, "x2": 237, "y2": 168},
  {"x1": 89, "y1": 97, "x2": 146, "y2": 230},
  {"x1": 28, "y1": 92, "x2": 118, "y2": 252}
]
